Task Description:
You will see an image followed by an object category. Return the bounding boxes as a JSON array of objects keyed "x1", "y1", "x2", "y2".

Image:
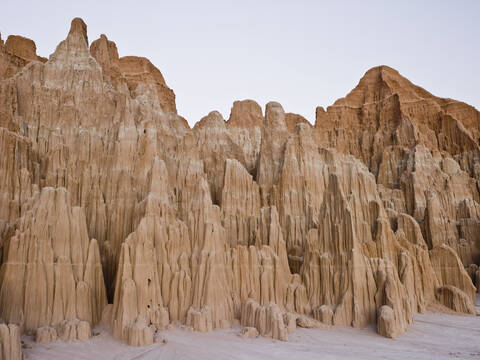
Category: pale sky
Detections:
[{"x1": 1, "y1": 0, "x2": 478, "y2": 126}]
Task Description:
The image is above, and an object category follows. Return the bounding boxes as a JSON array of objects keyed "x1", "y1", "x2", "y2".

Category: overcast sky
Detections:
[{"x1": 1, "y1": 0, "x2": 478, "y2": 126}]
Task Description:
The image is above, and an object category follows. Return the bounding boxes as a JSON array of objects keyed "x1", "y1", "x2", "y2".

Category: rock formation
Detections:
[
  {"x1": 0, "y1": 324, "x2": 22, "y2": 360},
  {"x1": 0, "y1": 187, "x2": 107, "y2": 339},
  {"x1": 0, "y1": 18, "x2": 479, "y2": 355}
]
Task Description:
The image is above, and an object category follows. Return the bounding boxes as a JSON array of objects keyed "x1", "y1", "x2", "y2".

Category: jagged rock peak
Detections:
[
  {"x1": 265, "y1": 101, "x2": 287, "y2": 129},
  {"x1": 194, "y1": 110, "x2": 226, "y2": 129},
  {"x1": 227, "y1": 99, "x2": 263, "y2": 128},
  {"x1": 119, "y1": 55, "x2": 177, "y2": 113},
  {"x1": 90, "y1": 34, "x2": 119, "y2": 65},
  {"x1": 285, "y1": 112, "x2": 311, "y2": 132},
  {"x1": 331, "y1": 65, "x2": 437, "y2": 108},
  {"x1": 89, "y1": 33, "x2": 125, "y2": 91},
  {"x1": 48, "y1": 17, "x2": 93, "y2": 65},
  {"x1": 5, "y1": 35, "x2": 46, "y2": 62},
  {"x1": 69, "y1": 17, "x2": 89, "y2": 45}
]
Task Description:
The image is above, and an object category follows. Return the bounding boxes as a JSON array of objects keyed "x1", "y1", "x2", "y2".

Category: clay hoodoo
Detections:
[{"x1": 0, "y1": 18, "x2": 479, "y2": 354}]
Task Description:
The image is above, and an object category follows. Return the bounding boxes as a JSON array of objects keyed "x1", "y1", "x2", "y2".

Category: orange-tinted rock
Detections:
[
  {"x1": 119, "y1": 56, "x2": 177, "y2": 114},
  {"x1": 90, "y1": 34, "x2": 126, "y2": 91},
  {"x1": 0, "y1": 33, "x2": 46, "y2": 80},
  {"x1": 285, "y1": 113, "x2": 311, "y2": 132},
  {"x1": 5, "y1": 35, "x2": 46, "y2": 63}
]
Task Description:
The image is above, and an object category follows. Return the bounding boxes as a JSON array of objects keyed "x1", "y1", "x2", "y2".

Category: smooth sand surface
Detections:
[{"x1": 23, "y1": 296, "x2": 480, "y2": 360}]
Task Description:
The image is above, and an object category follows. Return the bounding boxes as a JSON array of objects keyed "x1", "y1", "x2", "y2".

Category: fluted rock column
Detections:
[{"x1": 0, "y1": 187, "x2": 107, "y2": 338}]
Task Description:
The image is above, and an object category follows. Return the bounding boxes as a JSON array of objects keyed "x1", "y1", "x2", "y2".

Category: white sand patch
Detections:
[{"x1": 22, "y1": 296, "x2": 480, "y2": 360}]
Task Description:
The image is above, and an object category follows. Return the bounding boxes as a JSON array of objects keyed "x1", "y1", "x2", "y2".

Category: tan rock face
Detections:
[
  {"x1": 240, "y1": 299, "x2": 288, "y2": 341},
  {"x1": 227, "y1": 100, "x2": 263, "y2": 174},
  {"x1": 36, "y1": 326, "x2": 57, "y2": 344},
  {"x1": 0, "y1": 18, "x2": 478, "y2": 347},
  {"x1": 435, "y1": 286, "x2": 477, "y2": 314},
  {"x1": 0, "y1": 324, "x2": 22, "y2": 360},
  {"x1": 0, "y1": 187, "x2": 107, "y2": 331},
  {"x1": 90, "y1": 34, "x2": 126, "y2": 91},
  {"x1": 377, "y1": 305, "x2": 396, "y2": 338}
]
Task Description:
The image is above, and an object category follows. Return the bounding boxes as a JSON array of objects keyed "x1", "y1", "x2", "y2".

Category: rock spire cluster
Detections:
[{"x1": 0, "y1": 18, "x2": 478, "y2": 356}]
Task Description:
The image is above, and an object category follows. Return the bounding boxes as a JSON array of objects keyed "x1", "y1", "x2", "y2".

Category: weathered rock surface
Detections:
[
  {"x1": 58, "y1": 319, "x2": 92, "y2": 342},
  {"x1": 377, "y1": 305, "x2": 396, "y2": 338},
  {"x1": 430, "y1": 245, "x2": 476, "y2": 302},
  {"x1": 0, "y1": 187, "x2": 107, "y2": 332},
  {"x1": 0, "y1": 18, "x2": 479, "y2": 347},
  {"x1": 435, "y1": 285, "x2": 477, "y2": 314},
  {"x1": 227, "y1": 100, "x2": 263, "y2": 174},
  {"x1": 0, "y1": 324, "x2": 22, "y2": 360},
  {"x1": 119, "y1": 56, "x2": 177, "y2": 114},
  {"x1": 35, "y1": 326, "x2": 57, "y2": 344},
  {"x1": 5, "y1": 35, "x2": 47, "y2": 63},
  {"x1": 239, "y1": 326, "x2": 259, "y2": 338},
  {"x1": 240, "y1": 299, "x2": 288, "y2": 341},
  {"x1": 313, "y1": 305, "x2": 334, "y2": 325}
]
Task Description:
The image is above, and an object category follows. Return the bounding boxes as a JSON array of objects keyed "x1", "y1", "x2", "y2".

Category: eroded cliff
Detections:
[{"x1": 0, "y1": 18, "x2": 478, "y2": 355}]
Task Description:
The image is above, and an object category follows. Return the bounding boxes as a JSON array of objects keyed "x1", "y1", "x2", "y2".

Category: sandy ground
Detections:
[{"x1": 23, "y1": 296, "x2": 480, "y2": 360}]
